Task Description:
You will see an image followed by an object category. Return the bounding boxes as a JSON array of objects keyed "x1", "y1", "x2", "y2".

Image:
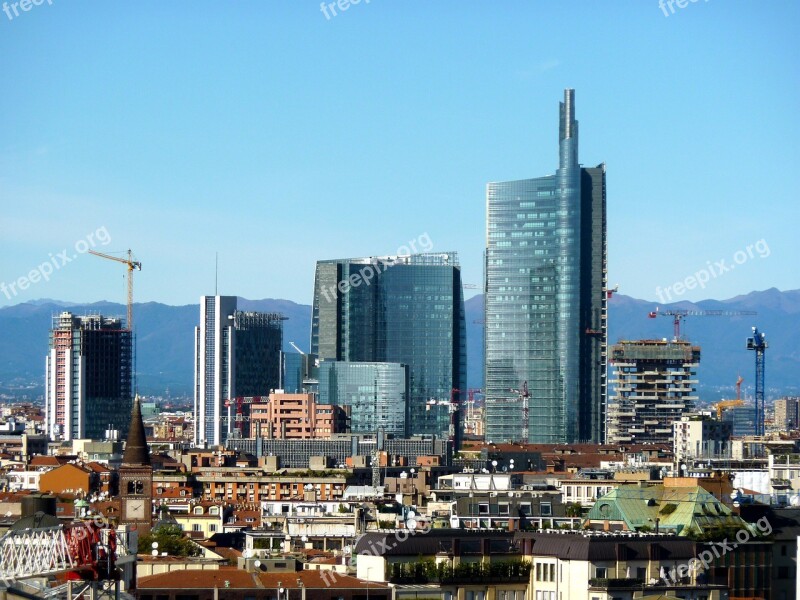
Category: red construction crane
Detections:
[{"x1": 647, "y1": 308, "x2": 757, "y2": 340}]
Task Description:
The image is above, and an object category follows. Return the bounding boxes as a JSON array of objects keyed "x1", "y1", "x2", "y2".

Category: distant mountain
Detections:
[
  {"x1": 1, "y1": 289, "x2": 798, "y2": 400},
  {"x1": 469, "y1": 288, "x2": 800, "y2": 398},
  {"x1": 0, "y1": 298, "x2": 311, "y2": 398}
]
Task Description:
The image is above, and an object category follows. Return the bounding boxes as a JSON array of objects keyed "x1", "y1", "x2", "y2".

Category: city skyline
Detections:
[{"x1": 1, "y1": 2, "x2": 797, "y2": 310}]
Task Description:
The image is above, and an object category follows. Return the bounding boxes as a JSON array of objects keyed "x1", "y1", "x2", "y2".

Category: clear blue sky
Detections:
[{"x1": 1, "y1": 0, "x2": 798, "y2": 308}]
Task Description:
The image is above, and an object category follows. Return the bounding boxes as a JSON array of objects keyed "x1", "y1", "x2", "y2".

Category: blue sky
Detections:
[{"x1": 1, "y1": 0, "x2": 798, "y2": 308}]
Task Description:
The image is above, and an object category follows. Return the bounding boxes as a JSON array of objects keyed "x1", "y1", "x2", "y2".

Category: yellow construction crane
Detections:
[
  {"x1": 714, "y1": 375, "x2": 745, "y2": 418},
  {"x1": 88, "y1": 249, "x2": 142, "y2": 331}
]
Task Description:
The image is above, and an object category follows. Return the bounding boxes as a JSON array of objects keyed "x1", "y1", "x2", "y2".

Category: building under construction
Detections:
[
  {"x1": 607, "y1": 339, "x2": 700, "y2": 445},
  {"x1": 44, "y1": 312, "x2": 132, "y2": 441}
]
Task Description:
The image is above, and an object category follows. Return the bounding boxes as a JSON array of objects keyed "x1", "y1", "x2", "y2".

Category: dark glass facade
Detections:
[
  {"x1": 318, "y1": 361, "x2": 409, "y2": 437},
  {"x1": 485, "y1": 89, "x2": 607, "y2": 443},
  {"x1": 311, "y1": 253, "x2": 467, "y2": 440}
]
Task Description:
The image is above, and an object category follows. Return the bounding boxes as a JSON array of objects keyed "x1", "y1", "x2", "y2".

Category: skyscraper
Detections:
[
  {"x1": 484, "y1": 89, "x2": 607, "y2": 444},
  {"x1": 607, "y1": 339, "x2": 700, "y2": 445},
  {"x1": 311, "y1": 253, "x2": 467, "y2": 440},
  {"x1": 193, "y1": 296, "x2": 284, "y2": 446},
  {"x1": 45, "y1": 312, "x2": 132, "y2": 441}
]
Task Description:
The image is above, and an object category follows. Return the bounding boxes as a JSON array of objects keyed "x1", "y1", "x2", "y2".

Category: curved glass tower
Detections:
[{"x1": 485, "y1": 89, "x2": 607, "y2": 444}]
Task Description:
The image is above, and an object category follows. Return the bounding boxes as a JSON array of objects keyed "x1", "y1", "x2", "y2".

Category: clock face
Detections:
[{"x1": 126, "y1": 500, "x2": 146, "y2": 520}]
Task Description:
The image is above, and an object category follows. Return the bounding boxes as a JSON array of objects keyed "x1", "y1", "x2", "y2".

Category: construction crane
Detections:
[
  {"x1": 88, "y1": 249, "x2": 142, "y2": 331},
  {"x1": 647, "y1": 308, "x2": 757, "y2": 340},
  {"x1": 747, "y1": 327, "x2": 768, "y2": 436},
  {"x1": 509, "y1": 382, "x2": 530, "y2": 442},
  {"x1": 714, "y1": 375, "x2": 745, "y2": 418}
]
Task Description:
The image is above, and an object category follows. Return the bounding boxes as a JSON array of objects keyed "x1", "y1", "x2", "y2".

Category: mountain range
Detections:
[{"x1": 1, "y1": 288, "x2": 797, "y2": 401}]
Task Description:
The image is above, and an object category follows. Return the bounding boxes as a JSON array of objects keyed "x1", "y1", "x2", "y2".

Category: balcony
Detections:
[{"x1": 389, "y1": 560, "x2": 531, "y2": 585}]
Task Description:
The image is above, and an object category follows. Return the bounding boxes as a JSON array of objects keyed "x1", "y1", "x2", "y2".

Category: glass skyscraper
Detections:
[
  {"x1": 485, "y1": 89, "x2": 607, "y2": 444},
  {"x1": 318, "y1": 361, "x2": 409, "y2": 437},
  {"x1": 311, "y1": 253, "x2": 467, "y2": 441},
  {"x1": 194, "y1": 296, "x2": 284, "y2": 446}
]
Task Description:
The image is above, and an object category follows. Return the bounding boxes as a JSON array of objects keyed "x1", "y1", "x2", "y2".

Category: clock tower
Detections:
[{"x1": 119, "y1": 395, "x2": 153, "y2": 536}]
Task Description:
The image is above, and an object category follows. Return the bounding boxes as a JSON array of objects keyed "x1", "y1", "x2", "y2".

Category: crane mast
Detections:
[
  {"x1": 88, "y1": 249, "x2": 142, "y2": 332},
  {"x1": 747, "y1": 327, "x2": 767, "y2": 436}
]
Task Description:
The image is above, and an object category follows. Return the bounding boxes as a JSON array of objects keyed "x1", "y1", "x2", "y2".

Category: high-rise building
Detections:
[
  {"x1": 607, "y1": 339, "x2": 700, "y2": 445},
  {"x1": 45, "y1": 312, "x2": 132, "y2": 441},
  {"x1": 193, "y1": 296, "x2": 283, "y2": 446},
  {"x1": 311, "y1": 253, "x2": 466, "y2": 440},
  {"x1": 773, "y1": 396, "x2": 800, "y2": 431},
  {"x1": 484, "y1": 89, "x2": 607, "y2": 443},
  {"x1": 318, "y1": 360, "x2": 409, "y2": 437},
  {"x1": 280, "y1": 351, "x2": 319, "y2": 394}
]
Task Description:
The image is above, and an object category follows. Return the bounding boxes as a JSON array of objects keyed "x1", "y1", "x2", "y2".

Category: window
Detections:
[
  {"x1": 209, "y1": 524, "x2": 217, "y2": 532},
  {"x1": 127, "y1": 480, "x2": 144, "y2": 495},
  {"x1": 595, "y1": 567, "x2": 607, "y2": 578},
  {"x1": 536, "y1": 563, "x2": 542, "y2": 581},
  {"x1": 194, "y1": 507, "x2": 203, "y2": 515},
  {"x1": 637, "y1": 567, "x2": 646, "y2": 580},
  {"x1": 192, "y1": 524, "x2": 202, "y2": 532},
  {"x1": 479, "y1": 503, "x2": 489, "y2": 515},
  {"x1": 540, "y1": 503, "x2": 552, "y2": 516},
  {"x1": 499, "y1": 503, "x2": 510, "y2": 515}
]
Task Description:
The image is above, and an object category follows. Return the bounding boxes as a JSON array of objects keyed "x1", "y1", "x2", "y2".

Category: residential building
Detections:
[
  {"x1": 45, "y1": 312, "x2": 132, "y2": 441},
  {"x1": 318, "y1": 361, "x2": 409, "y2": 436},
  {"x1": 193, "y1": 296, "x2": 284, "y2": 446},
  {"x1": 38, "y1": 463, "x2": 97, "y2": 496},
  {"x1": 516, "y1": 531, "x2": 729, "y2": 600},
  {"x1": 607, "y1": 339, "x2": 700, "y2": 445},
  {"x1": 249, "y1": 391, "x2": 347, "y2": 439},
  {"x1": 774, "y1": 396, "x2": 799, "y2": 431},
  {"x1": 673, "y1": 413, "x2": 733, "y2": 464},
  {"x1": 311, "y1": 253, "x2": 466, "y2": 441},
  {"x1": 485, "y1": 88, "x2": 607, "y2": 444}
]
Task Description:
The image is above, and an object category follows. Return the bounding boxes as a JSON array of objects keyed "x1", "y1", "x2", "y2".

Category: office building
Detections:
[
  {"x1": 280, "y1": 351, "x2": 319, "y2": 394},
  {"x1": 723, "y1": 405, "x2": 757, "y2": 437},
  {"x1": 318, "y1": 361, "x2": 409, "y2": 437},
  {"x1": 607, "y1": 339, "x2": 700, "y2": 445},
  {"x1": 44, "y1": 312, "x2": 132, "y2": 441},
  {"x1": 484, "y1": 89, "x2": 607, "y2": 444},
  {"x1": 311, "y1": 253, "x2": 466, "y2": 440},
  {"x1": 193, "y1": 296, "x2": 283, "y2": 446}
]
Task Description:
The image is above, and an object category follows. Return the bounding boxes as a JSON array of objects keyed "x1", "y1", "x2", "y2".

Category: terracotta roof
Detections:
[
  {"x1": 85, "y1": 462, "x2": 111, "y2": 473},
  {"x1": 138, "y1": 569, "x2": 388, "y2": 591},
  {"x1": 29, "y1": 456, "x2": 67, "y2": 467}
]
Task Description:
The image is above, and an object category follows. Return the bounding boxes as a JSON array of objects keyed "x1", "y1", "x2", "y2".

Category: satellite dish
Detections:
[
  {"x1": 254, "y1": 560, "x2": 261, "y2": 568},
  {"x1": 152, "y1": 542, "x2": 159, "y2": 549},
  {"x1": 151, "y1": 550, "x2": 158, "y2": 556},
  {"x1": 407, "y1": 510, "x2": 416, "y2": 519},
  {"x1": 407, "y1": 519, "x2": 418, "y2": 530},
  {"x1": 242, "y1": 549, "x2": 251, "y2": 558}
]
